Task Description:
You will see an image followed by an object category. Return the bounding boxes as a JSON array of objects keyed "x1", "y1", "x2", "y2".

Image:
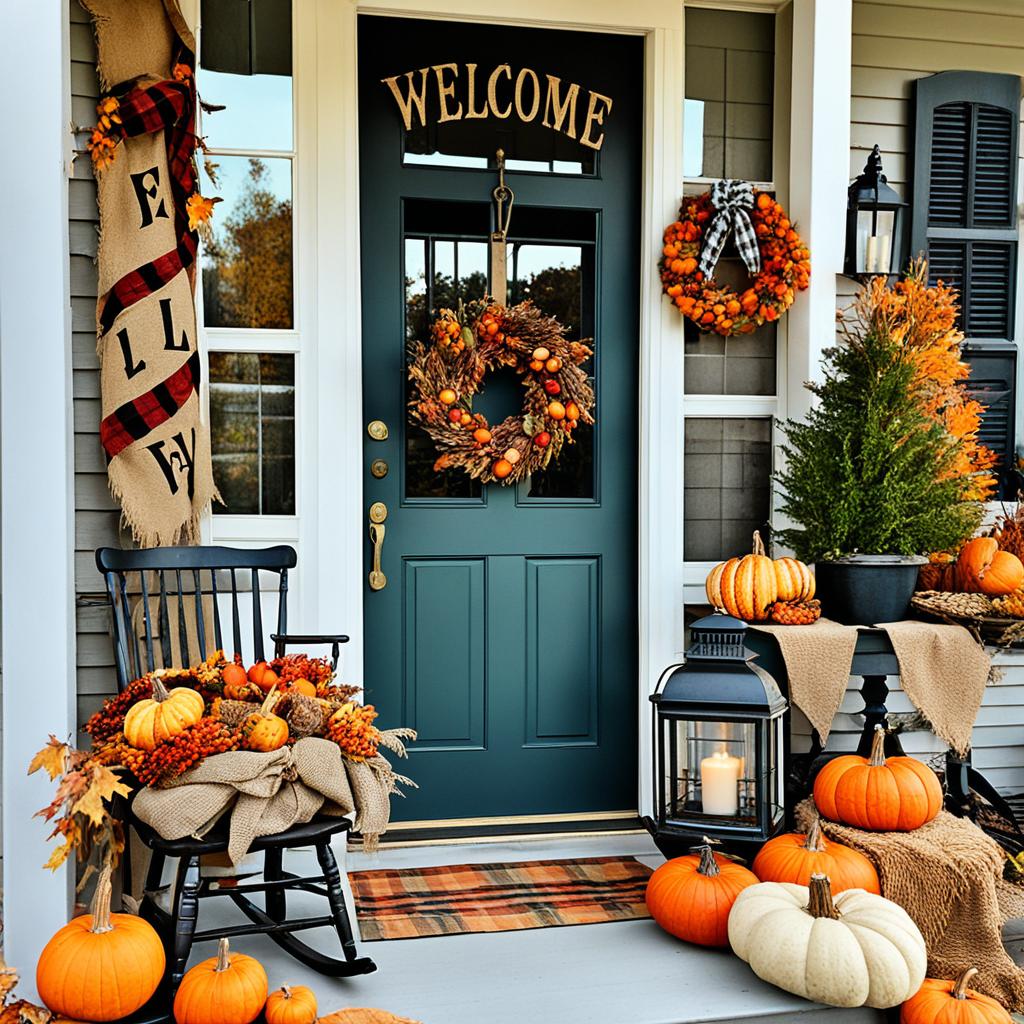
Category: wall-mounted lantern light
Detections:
[{"x1": 844, "y1": 144, "x2": 907, "y2": 278}]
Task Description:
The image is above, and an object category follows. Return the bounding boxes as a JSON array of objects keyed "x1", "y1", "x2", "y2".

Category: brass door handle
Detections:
[{"x1": 368, "y1": 522, "x2": 387, "y2": 591}]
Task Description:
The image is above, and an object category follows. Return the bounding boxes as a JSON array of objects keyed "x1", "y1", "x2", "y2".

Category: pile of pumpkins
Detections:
[
  {"x1": 645, "y1": 726, "x2": 1014, "y2": 1021},
  {"x1": 33, "y1": 870, "x2": 411, "y2": 1024},
  {"x1": 921, "y1": 537, "x2": 1024, "y2": 618},
  {"x1": 705, "y1": 531, "x2": 821, "y2": 626}
]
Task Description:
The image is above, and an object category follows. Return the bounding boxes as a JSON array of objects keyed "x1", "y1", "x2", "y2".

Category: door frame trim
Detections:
[{"x1": 311, "y1": 0, "x2": 686, "y2": 820}]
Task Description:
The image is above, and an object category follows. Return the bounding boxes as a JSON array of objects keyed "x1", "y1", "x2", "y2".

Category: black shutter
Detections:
[
  {"x1": 201, "y1": 0, "x2": 292, "y2": 77},
  {"x1": 912, "y1": 71, "x2": 1021, "y2": 497}
]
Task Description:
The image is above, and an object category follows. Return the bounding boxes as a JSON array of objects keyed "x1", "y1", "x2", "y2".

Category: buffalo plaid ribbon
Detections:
[
  {"x1": 98, "y1": 58, "x2": 202, "y2": 459},
  {"x1": 697, "y1": 179, "x2": 762, "y2": 279}
]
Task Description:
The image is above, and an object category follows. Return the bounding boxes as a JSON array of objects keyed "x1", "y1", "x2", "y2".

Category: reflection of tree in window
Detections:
[{"x1": 203, "y1": 159, "x2": 293, "y2": 329}]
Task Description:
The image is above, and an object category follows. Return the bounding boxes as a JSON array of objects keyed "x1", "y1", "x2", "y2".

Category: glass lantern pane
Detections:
[
  {"x1": 664, "y1": 718, "x2": 758, "y2": 823},
  {"x1": 856, "y1": 208, "x2": 896, "y2": 275}
]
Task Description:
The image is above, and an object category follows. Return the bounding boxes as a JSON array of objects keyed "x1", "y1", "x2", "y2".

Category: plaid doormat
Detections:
[{"x1": 349, "y1": 856, "x2": 653, "y2": 940}]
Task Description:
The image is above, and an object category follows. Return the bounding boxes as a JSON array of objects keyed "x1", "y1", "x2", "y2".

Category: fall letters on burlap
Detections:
[{"x1": 84, "y1": 0, "x2": 217, "y2": 545}]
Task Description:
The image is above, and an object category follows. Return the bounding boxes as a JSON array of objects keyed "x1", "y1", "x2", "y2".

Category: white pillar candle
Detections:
[
  {"x1": 876, "y1": 234, "x2": 891, "y2": 274},
  {"x1": 865, "y1": 234, "x2": 878, "y2": 274},
  {"x1": 700, "y1": 749, "x2": 742, "y2": 816}
]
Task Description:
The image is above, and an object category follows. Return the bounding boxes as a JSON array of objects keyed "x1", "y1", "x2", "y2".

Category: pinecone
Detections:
[
  {"x1": 770, "y1": 599, "x2": 822, "y2": 625},
  {"x1": 917, "y1": 560, "x2": 957, "y2": 592},
  {"x1": 214, "y1": 699, "x2": 258, "y2": 730},
  {"x1": 993, "y1": 588, "x2": 1024, "y2": 619},
  {"x1": 286, "y1": 694, "x2": 327, "y2": 738}
]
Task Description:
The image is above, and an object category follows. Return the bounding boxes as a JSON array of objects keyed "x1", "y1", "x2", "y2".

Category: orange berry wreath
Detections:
[
  {"x1": 407, "y1": 299, "x2": 594, "y2": 485},
  {"x1": 660, "y1": 190, "x2": 811, "y2": 336}
]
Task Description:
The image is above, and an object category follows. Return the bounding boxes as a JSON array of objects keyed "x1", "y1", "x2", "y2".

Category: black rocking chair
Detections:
[{"x1": 95, "y1": 544, "x2": 375, "y2": 1019}]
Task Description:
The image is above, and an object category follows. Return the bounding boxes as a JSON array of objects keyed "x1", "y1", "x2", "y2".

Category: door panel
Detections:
[{"x1": 359, "y1": 15, "x2": 642, "y2": 821}]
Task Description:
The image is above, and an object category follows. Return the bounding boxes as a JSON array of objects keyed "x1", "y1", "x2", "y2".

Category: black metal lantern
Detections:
[
  {"x1": 844, "y1": 144, "x2": 907, "y2": 278},
  {"x1": 645, "y1": 612, "x2": 787, "y2": 859}
]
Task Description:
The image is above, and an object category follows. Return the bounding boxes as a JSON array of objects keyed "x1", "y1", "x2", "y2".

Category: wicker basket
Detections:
[{"x1": 911, "y1": 590, "x2": 1024, "y2": 647}]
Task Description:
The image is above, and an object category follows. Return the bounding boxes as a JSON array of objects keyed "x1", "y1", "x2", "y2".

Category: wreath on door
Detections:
[
  {"x1": 660, "y1": 182, "x2": 811, "y2": 337},
  {"x1": 407, "y1": 299, "x2": 594, "y2": 485}
]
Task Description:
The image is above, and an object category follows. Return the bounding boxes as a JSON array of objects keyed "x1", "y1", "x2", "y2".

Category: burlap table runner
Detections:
[
  {"x1": 876, "y1": 620, "x2": 992, "y2": 756},
  {"x1": 796, "y1": 799, "x2": 1024, "y2": 1010},
  {"x1": 132, "y1": 736, "x2": 411, "y2": 863},
  {"x1": 750, "y1": 618, "x2": 859, "y2": 741}
]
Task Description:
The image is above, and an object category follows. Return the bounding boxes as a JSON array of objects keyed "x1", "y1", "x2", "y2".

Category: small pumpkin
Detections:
[
  {"x1": 37, "y1": 867, "x2": 165, "y2": 1022},
  {"x1": 729, "y1": 873, "x2": 927, "y2": 1008},
  {"x1": 173, "y1": 938, "x2": 267, "y2": 1024},
  {"x1": 705, "y1": 531, "x2": 778, "y2": 622},
  {"x1": 123, "y1": 676, "x2": 205, "y2": 751},
  {"x1": 773, "y1": 557, "x2": 815, "y2": 602},
  {"x1": 241, "y1": 689, "x2": 289, "y2": 752},
  {"x1": 318, "y1": 1013, "x2": 422, "y2": 1024},
  {"x1": 221, "y1": 662, "x2": 248, "y2": 692},
  {"x1": 900, "y1": 967, "x2": 1012, "y2": 1024},
  {"x1": 247, "y1": 661, "x2": 280, "y2": 693},
  {"x1": 752, "y1": 817, "x2": 880, "y2": 893},
  {"x1": 265, "y1": 986, "x2": 317, "y2": 1024},
  {"x1": 281, "y1": 677, "x2": 317, "y2": 698},
  {"x1": 645, "y1": 843, "x2": 758, "y2": 947},
  {"x1": 813, "y1": 725, "x2": 943, "y2": 832},
  {"x1": 957, "y1": 537, "x2": 1024, "y2": 596}
]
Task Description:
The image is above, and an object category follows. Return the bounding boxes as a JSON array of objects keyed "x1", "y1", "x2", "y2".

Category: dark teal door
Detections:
[{"x1": 358, "y1": 16, "x2": 642, "y2": 821}]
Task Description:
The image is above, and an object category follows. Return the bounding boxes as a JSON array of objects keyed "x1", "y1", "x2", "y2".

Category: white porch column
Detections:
[
  {"x1": 0, "y1": 0, "x2": 76, "y2": 989},
  {"x1": 787, "y1": 0, "x2": 853, "y2": 419}
]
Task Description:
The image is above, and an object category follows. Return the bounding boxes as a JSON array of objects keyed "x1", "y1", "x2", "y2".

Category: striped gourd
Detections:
[
  {"x1": 773, "y1": 557, "x2": 815, "y2": 602},
  {"x1": 705, "y1": 532, "x2": 778, "y2": 622}
]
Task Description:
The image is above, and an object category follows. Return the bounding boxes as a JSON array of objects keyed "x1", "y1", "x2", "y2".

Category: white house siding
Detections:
[{"x1": 69, "y1": 0, "x2": 122, "y2": 736}]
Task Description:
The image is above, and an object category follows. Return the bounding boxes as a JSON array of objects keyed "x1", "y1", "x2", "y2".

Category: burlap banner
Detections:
[{"x1": 83, "y1": 0, "x2": 218, "y2": 546}]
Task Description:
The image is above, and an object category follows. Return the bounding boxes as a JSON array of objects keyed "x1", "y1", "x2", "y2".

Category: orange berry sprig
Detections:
[
  {"x1": 84, "y1": 677, "x2": 154, "y2": 746},
  {"x1": 326, "y1": 703, "x2": 381, "y2": 762},
  {"x1": 271, "y1": 654, "x2": 336, "y2": 691},
  {"x1": 122, "y1": 718, "x2": 240, "y2": 787}
]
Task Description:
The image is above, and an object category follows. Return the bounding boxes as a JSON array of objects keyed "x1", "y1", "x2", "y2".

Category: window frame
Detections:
[
  {"x1": 195, "y1": 3, "x2": 302, "y2": 539},
  {"x1": 681, "y1": 0, "x2": 791, "y2": 602}
]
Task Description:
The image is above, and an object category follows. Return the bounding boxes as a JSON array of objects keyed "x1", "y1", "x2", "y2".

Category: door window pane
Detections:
[
  {"x1": 202, "y1": 156, "x2": 293, "y2": 329},
  {"x1": 684, "y1": 9, "x2": 775, "y2": 181},
  {"x1": 210, "y1": 353, "x2": 295, "y2": 514},
  {"x1": 684, "y1": 418, "x2": 771, "y2": 561}
]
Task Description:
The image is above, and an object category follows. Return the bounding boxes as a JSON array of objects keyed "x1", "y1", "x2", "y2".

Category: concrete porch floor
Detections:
[{"x1": 182, "y1": 832, "x2": 890, "y2": 1024}]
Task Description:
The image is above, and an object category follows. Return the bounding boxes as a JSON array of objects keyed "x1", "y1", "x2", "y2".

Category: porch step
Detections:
[{"x1": 175, "y1": 834, "x2": 886, "y2": 1024}]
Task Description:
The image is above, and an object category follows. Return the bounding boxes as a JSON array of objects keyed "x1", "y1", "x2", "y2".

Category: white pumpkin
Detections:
[{"x1": 728, "y1": 874, "x2": 927, "y2": 1009}]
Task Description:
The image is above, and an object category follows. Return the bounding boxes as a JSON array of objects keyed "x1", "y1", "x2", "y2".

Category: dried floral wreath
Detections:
[
  {"x1": 660, "y1": 189, "x2": 811, "y2": 337},
  {"x1": 407, "y1": 299, "x2": 595, "y2": 485}
]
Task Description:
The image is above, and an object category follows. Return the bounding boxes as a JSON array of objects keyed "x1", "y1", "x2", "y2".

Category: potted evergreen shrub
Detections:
[{"x1": 775, "y1": 269, "x2": 990, "y2": 624}]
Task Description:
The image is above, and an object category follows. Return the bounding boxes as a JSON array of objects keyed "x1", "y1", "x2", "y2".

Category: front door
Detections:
[{"x1": 358, "y1": 15, "x2": 642, "y2": 822}]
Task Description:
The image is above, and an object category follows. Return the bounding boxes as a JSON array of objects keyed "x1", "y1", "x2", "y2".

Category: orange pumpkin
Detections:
[
  {"x1": 773, "y1": 557, "x2": 815, "y2": 602},
  {"x1": 265, "y1": 986, "x2": 318, "y2": 1024},
  {"x1": 282, "y1": 677, "x2": 317, "y2": 698},
  {"x1": 247, "y1": 662, "x2": 280, "y2": 693},
  {"x1": 645, "y1": 844, "x2": 758, "y2": 947},
  {"x1": 37, "y1": 867, "x2": 165, "y2": 1021},
  {"x1": 173, "y1": 938, "x2": 267, "y2": 1024},
  {"x1": 814, "y1": 725, "x2": 943, "y2": 832},
  {"x1": 752, "y1": 817, "x2": 880, "y2": 893},
  {"x1": 705, "y1": 531, "x2": 778, "y2": 622},
  {"x1": 900, "y1": 967, "x2": 1012, "y2": 1024},
  {"x1": 123, "y1": 676, "x2": 205, "y2": 751},
  {"x1": 222, "y1": 663, "x2": 248, "y2": 691},
  {"x1": 242, "y1": 689, "x2": 289, "y2": 752},
  {"x1": 957, "y1": 537, "x2": 1024, "y2": 596}
]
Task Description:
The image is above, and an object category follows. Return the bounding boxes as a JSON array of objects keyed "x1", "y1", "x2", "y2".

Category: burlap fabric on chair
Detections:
[
  {"x1": 133, "y1": 736, "x2": 412, "y2": 863},
  {"x1": 796, "y1": 799, "x2": 1024, "y2": 1010}
]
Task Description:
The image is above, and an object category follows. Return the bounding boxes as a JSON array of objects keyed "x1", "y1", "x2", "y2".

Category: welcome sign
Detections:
[{"x1": 382, "y1": 63, "x2": 614, "y2": 151}]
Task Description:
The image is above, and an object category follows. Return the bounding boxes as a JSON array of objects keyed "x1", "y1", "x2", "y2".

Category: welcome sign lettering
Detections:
[{"x1": 382, "y1": 63, "x2": 614, "y2": 151}]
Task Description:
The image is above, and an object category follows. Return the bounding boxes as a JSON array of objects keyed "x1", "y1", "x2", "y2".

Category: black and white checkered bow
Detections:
[{"x1": 698, "y1": 180, "x2": 761, "y2": 278}]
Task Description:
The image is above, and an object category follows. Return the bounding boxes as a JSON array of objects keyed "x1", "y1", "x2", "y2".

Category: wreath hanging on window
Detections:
[
  {"x1": 407, "y1": 299, "x2": 594, "y2": 485},
  {"x1": 660, "y1": 181, "x2": 811, "y2": 337}
]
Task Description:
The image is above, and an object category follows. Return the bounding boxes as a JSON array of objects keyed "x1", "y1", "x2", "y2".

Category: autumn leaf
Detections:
[
  {"x1": 42, "y1": 841, "x2": 72, "y2": 872},
  {"x1": 71, "y1": 765, "x2": 128, "y2": 827},
  {"x1": 186, "y1": 192, "x2": 221, "y2": 232},
  {"x1": 28, "y1": 738, "x2": 67, "y2": 781},
  {"x1": 173, "y1": 62, "x2": 193, "y2": 82},
  {"x1": 0, "y1": 962, "x2": 18, "y2": 1006}
]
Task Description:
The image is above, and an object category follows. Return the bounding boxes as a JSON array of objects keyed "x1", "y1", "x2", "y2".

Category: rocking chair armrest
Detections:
[{"x1": 271, "y1": 633, "x2": 350, "y2": 670}]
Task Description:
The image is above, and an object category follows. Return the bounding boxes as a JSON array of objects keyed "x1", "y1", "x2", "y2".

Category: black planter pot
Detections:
[{"x1": 814, "y1": 555, "x2": 928, "y2": 625}]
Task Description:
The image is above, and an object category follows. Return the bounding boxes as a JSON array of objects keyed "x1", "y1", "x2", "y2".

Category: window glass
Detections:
[
  {"x1": 683, "y1": 418, "x2": 771, "y2": 561},
  {"x1": 210, "y1": 353, "x2": 296, "y2": 515},
  {"x1": 685, "y1": 318, "x2": 777, "y2": 396},
  {"x1": 199, "y1": 71, "x2": 293, "y2": 152},
  {"x1": 201, "y1": 156, "x2": 293, "y2": 329},
  {"x1": 684, "y1": 9, "x2": 775, "y2": 182}
]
